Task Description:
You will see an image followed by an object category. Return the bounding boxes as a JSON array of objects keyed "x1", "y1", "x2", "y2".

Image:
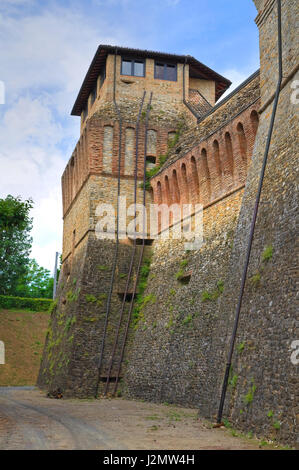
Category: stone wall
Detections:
[
  {"x1": 38, "y1": 233, "x2": 151, "y2": 397},
  {"x1": 218, "y1": 0, "x2": 298, "y2": 447},
  {"x1": 123, "y1": 189, "x2": 244, "y2": 414},
  {"x1": 123, "y1": 0, "x2": 298, "y2": 448}
]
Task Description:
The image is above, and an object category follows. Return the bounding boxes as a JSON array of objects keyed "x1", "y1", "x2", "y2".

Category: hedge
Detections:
[{"x1": 0, "y1": 295, "x2": 53, "y2": 312}]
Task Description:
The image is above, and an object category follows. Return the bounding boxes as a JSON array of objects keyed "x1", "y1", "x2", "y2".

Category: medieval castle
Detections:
[{"x1": 38, "y1": 0, "x2": 298, "y2": 448}]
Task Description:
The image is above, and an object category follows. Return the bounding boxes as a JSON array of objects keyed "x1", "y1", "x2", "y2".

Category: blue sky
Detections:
[{"x1": 0, "y1": 0, "x2": 259, "y2": 272}]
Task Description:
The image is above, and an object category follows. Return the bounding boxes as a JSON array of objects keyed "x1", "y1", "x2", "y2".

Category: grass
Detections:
[
  {"x1": 249, "y1": 272, "x2": 261, "y2": 287},
  {"x1": 167, "y1": 410, "x2": 182, "y2": 422},
  {"x1": 243, "y1": 381, "x2": 257, "y2": 406},
  {"x1": 229, "y1": 374, "x2": 238, "y2": 388},
  {"x1": 201, "y1": 281, "x2": 224, "y2": 302},
  {"x1": 262, "y1": 245, "x2": 273, "y2": 262},
  {"x1": 182, "y1": 314, "x2": 192, "y2": 326},
  {"x1": 141, "y1": 121, "x2": 185, "y2": 190},
  {"x1": 0, "y1": 308, "x2": 49, "y2": 386},
  {"x1": 97, "y1": 265, "x2": 109, "y2": 271}
]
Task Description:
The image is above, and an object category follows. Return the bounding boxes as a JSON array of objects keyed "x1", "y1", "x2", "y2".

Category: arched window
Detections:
[
  {"x1": 213, "y1": 140, "x2": 222, "y2": 176},
  {"x1": 191, "y1": 156, "x2": 200, "y2": 197},
  {"x1": 181, "y1": 163, "x2": 189, "y2": 203},
  {"x1": 165, "y1": 175, "x2": 171, "y2": 205},
  {"x1": 147, "y1": 129, "x2": 157, "y2": 156},
  {"x1": 201, "y1": 148, "x2": 210, "y2": 180},
  {"x1": 201, "y1": 148, "x2": 211, "y2": 199},
  {"x1": 148, "y1": 186, "x2": 154, "y2": 203},
  {"x1": 124, "y1": 127, "x2": 135, "y2": 176},
  {"x1": 237, "y1": 122, "x2": 247, "y2": 164},
  {"x1": 225, "y1": 132, "x2": 234, "y2": 176},
  {"x1": 172, "y1": 169, "x2": 180, "y2": 203},
  {"x1": 168, "y1": 131, "x2": 177, "y2": 148},
  {"x1": 103, "y1": 125, "x2": 113, "y2": 173},
  {"x1": 156, "y1": 181, "x2": 162, "y2": 205},
  {"x1": 250, "y1": 110, "x2": 259, "y2": 136}
]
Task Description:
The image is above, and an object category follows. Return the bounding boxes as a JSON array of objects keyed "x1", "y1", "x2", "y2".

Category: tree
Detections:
[
  {"x1": 15, "y1": 258, "x2": 54, "y2": 299},
  {"x1": 0, "y1": 195, "x2": 33, "y2": 295}
]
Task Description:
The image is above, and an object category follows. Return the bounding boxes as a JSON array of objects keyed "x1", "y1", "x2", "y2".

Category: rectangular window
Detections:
[
  {"x1": 154, "y1": 62, "x2": 177, "y2": 81},
  {"x1": 121, "y1": 58, "x2": 145, "y2": 77}
]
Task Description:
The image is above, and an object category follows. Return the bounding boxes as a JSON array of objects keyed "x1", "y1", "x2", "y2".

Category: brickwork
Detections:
[
  {"x1": 80, "y1": 54, "x2": 197, "y2": 135},
  {"x1": 151, "y1": 100, "x2": 260, "y2": 209},
  {"x1": 102, "y1": 125, "x2": 113, "y2": 173},
  {"x1": 189, "y1": 78, "x2": 215, "y2": 105}
]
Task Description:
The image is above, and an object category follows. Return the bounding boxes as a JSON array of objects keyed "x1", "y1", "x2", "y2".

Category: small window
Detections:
[
  {"x1": 146, "y1": 155, "x2": 156, "y2": 170},
  {"x1": 146, "y1": 155, "x2": 156, "y2": 165},
  {"x1": 154, "y1": 62, "x2": 177, "y2": 81},
  {"x1": 121, "y1": 58, "x2": 145, "y2": 77}
]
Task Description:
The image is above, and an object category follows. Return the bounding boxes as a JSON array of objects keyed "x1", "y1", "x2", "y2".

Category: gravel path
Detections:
[{"x1": 0, "y1": 387, "x2": 265, "y2": 450}]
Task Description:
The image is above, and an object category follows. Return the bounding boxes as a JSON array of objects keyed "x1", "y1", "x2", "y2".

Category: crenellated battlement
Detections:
[{"x1": 150, "y1": 100, "x2": 260, "y2": 210}]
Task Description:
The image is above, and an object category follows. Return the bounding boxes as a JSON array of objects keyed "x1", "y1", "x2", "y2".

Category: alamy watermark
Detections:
[
  {"x1": 95, "y1": 197, "x2": 203, "y2": 250},
  {"x1": 290, "y1": 79, "x2": 299, "y2": 104},
  {"x1": 0, "y1": 341, "x2": 5, "y2": 365},
  {"x1": 290, "y1": 340, "x2": 299, "y2": 365},
  {"x1": 0, "y1": 80, "x2": 5, "y2": 105}
]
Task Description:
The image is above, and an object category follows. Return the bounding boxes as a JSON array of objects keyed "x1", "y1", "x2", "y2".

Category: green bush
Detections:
[
  {"x1": 262, "y1": 245, "x2": 273, "y2": 262},
  {"x1": 0, "y1": 295, "x2": 52, "y2": 312}
]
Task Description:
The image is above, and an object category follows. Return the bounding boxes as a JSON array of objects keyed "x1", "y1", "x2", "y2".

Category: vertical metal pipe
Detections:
[
  {"x1": 216, "y1": 0, "x2": 283, "y2": 424},
  {"x1": 183, "y1": 56, "x2": 200, "y2": 120},
  {"x1": 53, "y1": 251, "x2": 59, "y2": 300}
]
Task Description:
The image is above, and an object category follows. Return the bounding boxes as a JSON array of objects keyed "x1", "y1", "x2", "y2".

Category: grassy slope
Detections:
[{"x1": 0, "y1": 309, "x2": 50, "y2": 386}]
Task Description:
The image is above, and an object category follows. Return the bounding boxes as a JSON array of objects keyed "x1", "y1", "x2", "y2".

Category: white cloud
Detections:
[
  {"x1": 0, "y1": 97, "x2": 66, "y2": 270},
  {"x1": 0, "y1": 3, "x2": 127, "y2": 270}
]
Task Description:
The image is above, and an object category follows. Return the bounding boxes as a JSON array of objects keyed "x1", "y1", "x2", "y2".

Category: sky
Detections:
[{"x1": 0, "y1": 0, "x2": 259, "y2": 273}]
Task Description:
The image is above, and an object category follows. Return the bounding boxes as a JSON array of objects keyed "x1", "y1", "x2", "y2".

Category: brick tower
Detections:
[{"x1": 38, "y1": 45, "x2": 231, "y2": 397}]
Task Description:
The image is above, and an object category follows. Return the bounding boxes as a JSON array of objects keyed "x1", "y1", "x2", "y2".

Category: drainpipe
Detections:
[
  {"x1": 183, "y1": 57, "x2": 200, "y2": 120},
  {"x1": 216, "y1": 0, "x2": 283, "y2": 424}
]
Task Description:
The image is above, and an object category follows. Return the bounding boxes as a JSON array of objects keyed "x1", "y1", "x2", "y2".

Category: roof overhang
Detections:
[{"x1": 71, "y1": 45, "x2": 232, "y2": 116}]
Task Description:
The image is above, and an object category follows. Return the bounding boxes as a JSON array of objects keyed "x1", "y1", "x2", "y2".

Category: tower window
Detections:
[
  {"x1": 146, "y1": 155, "x2": 156, "y2": 170},
  {"x1": 121, "y1": 58, "x2": 145, "y2": 77},
  {"x1": 154, "y1": 62, "x2": 177, "y2": 81}
]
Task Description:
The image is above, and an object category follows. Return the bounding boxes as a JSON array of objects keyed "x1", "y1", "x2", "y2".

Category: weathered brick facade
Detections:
[{"x1": 38, "y1": 0, "x2": 298, "y2": 448}]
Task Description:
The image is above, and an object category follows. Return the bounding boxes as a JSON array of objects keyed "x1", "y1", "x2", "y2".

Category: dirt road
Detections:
[{"x1": 0, "y1": 387, "x2": 267, "y2": 450}]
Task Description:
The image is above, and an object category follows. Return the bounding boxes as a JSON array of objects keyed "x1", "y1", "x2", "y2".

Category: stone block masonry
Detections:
[
  {"x1": 38, "y1": 233, "x2": 152, "y2": 397},
  {"x1": 123, "y1": 189, "x2": 244, "y2": 412}
]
